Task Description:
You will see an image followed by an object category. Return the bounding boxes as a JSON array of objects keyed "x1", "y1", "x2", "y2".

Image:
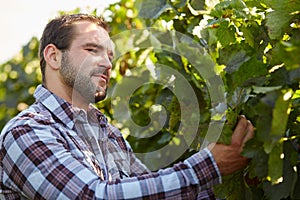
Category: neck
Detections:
[{"x1": 44, "y1": 80, "x2": 90, "y2": 111}]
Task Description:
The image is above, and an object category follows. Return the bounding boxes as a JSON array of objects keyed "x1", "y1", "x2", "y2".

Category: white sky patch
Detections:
[{"x1": 0, "y1": 0, "x2": 119, "y2": 63}]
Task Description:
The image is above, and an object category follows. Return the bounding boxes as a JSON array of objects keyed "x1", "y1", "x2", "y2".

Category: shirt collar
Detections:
[
  {"x1": 86, "y1": 104, "x2": 108, "y2": 126},
  {"x1": 33, "y1": 84, "x2": 107, "y2": 129}
]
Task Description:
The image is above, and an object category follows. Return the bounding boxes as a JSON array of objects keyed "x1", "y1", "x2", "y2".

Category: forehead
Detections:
[{"x1": 72, "y1": 21, "x2": 113, "y2": 50}]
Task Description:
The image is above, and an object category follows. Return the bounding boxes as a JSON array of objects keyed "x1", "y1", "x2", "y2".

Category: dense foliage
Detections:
[{"x1": 0, "y1": 0, "x2": 299, "y2": 199}]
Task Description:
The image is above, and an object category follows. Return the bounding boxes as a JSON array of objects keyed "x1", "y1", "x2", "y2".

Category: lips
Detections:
[
  {"x1": 90, "y1": 66, "x2": 110, "y2": 85},
  {"x1": 92, "y1": 73, "x2": 108, "y2": 83}
]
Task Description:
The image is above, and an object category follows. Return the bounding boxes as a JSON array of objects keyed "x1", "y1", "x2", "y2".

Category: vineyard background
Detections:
[{"x1": 0, "y1": 0, "x2": 299, "y2": 199}]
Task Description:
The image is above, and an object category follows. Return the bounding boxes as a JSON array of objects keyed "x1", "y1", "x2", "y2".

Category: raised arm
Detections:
[{"x1": 0, "y1": 121, "x2": 220, "y2": 199}]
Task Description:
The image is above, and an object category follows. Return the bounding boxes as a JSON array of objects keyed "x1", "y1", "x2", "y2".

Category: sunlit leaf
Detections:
[
  {"x1": 268, "y1": 142, "x2": 283, "y2": 183},
  {"x1": 216, "y1": 21, "x2": 236, "y2": 47},
  {"x1": 1, "y1": 0, "x2": 299, "y2": 199},
  {"x1": 138, "y1": 0, "x2": 169, "y2": 19},
  {"x1": 189, "y1": 0, "x2": 205, "y2": 11},
  {"x1": 252, "y1": 86, "x2": 282, "y2": 94},
  {"x1": 270, "y1": 90, "x2": 291, "y2": 136}
]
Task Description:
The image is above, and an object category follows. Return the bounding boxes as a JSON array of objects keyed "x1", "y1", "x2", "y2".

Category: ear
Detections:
[{"x1": 43, "y1": 44, "x2": 62, "y2": 70}]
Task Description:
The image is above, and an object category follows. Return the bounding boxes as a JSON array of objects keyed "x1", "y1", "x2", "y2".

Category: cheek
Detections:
[{"x1": 77, "y1": 60, "x2": 93, "y2": 75}]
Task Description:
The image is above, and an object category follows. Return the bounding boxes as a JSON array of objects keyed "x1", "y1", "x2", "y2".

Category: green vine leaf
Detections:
[
  {"x1": 216, "y1": 21, "x2": 236, "y2": 47},
  {"x1": 265, "y1": 0, "x2": 300, "y2": 39},
  {"x1": 138, "y1": 0, "x2": 170, "y2": 19}
]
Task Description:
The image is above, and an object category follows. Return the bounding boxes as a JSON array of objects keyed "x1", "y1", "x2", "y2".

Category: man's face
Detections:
[{"x1": 59, "y1": 21, "x2": 114, "y2": 103}]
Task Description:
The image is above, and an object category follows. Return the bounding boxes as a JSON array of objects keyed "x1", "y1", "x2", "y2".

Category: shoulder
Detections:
[{"x1": 0, "y1": 103, "x2": 56, "y2": 142}]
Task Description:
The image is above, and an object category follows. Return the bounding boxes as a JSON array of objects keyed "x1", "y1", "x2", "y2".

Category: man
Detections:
[{"x1": 0, "y1": 14, "x2": 254, "y2": 199}]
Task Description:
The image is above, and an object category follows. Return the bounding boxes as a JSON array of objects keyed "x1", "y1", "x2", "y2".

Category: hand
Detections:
[{"x1": 208, "y1": 116, "x2": 255, "y2": 176}]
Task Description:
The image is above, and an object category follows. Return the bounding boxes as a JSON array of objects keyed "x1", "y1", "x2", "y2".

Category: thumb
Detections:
[
  {"x1": 242, "y1": 120, "x2": 255, "y2": 144},
  {"x1": 231, "y1": 116, "x2": 248, "y2": 147}
]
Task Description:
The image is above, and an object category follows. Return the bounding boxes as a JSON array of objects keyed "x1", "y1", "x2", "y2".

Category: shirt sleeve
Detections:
[
  {"x1": 0, "y1": 123, "x2": 221, "y2": 199},
  {"x1": 122, "y1": 137, "x2": 220, "y2": 200}
]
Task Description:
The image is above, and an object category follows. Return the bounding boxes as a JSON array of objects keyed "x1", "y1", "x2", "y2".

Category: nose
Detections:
[{"x1": 98, "y1": 54, "x2": 112, "y2": 71}]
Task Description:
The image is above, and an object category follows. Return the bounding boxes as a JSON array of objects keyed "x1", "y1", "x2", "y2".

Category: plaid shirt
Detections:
[{"x1": 0, "y1": 85, "x2": 221, "y2": 199}]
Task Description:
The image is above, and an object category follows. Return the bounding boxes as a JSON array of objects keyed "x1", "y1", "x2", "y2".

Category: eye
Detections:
[
  {"x1": 86, "y1": 48, "x2": 98, "y2": 53},
  {"x1": 108, "y1": 55, "x2": 114, "y2": 62},
  {"x1": 108, "y1": 52, "x2": 114, "y2": 62}
]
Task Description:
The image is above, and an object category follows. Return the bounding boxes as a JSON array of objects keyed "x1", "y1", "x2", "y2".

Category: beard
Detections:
[{"x1": 60, "y1": 52, "x2": 107, "y2": 104}]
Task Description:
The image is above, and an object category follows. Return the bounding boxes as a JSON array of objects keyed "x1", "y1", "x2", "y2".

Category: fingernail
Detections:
[{"x1": 239, "y1": 115, "x2": 246, "y2": 119}]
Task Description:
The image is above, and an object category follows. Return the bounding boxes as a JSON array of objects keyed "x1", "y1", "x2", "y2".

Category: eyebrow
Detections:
[{"x1": 82, "y1": 43, "x2": 105, "y2": 50}]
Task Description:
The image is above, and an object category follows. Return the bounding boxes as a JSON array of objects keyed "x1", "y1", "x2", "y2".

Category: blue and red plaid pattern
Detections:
[{"x1": 0, "y1": 85, "x2": 221, "y2": 199}]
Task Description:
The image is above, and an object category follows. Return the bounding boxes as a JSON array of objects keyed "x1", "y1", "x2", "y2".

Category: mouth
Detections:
[{"x1": 92, "y1": 73, "x2": 108, "y2": 83}]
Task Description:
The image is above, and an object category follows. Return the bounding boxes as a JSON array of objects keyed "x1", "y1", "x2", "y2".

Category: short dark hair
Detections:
[{"x1": 39, "y1": 13, "x2": 109, "y2": 82}]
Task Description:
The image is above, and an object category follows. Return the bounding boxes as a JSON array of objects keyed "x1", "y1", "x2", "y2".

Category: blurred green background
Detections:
[{"x1": 0, "y1": 0, "x2": 299, "y2": 199}]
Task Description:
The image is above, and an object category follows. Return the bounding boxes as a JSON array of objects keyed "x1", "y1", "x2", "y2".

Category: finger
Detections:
[
  {"x1": 231, "y1": 116, "x2": 248, "y2": 146},
  {"x1": 242, "y1": 120, "x2": 255, "y2": 145}
]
